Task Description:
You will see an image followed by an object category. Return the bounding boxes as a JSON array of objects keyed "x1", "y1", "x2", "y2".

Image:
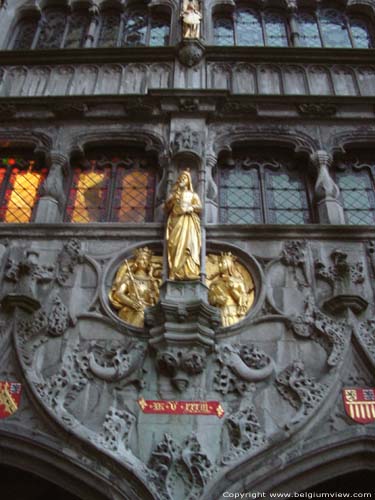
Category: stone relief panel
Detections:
[{"x1": 1, "y1": 235, "x2": 374, "y2": 500}]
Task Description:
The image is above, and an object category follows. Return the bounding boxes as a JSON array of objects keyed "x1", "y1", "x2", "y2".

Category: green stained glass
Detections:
[{"x1": 338, "y1": 172, "x2": 375, "y2": 224}]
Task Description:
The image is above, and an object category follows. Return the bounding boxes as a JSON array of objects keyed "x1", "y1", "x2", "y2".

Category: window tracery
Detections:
[
  {"x1": 65, "y1": 148, "x2": 157, "y2": 223},
  {"x1": 0, "y1": 153, "x2": 47, "y2": 223},
  {"x1": 336, "y1": 151, "x2": 375, "y2": 225},
  {"x1": 218, "y1": 148, "x2": 311, "y2": 224}
]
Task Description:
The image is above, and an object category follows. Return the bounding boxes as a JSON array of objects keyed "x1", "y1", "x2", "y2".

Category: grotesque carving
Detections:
[
  {"x1": 165, "y1": 171, "x2": 202, "y2": 280},
  {"x1": 156, "y1": 346, "x2": 207, "y2": 391},
  {"x1": 291, "y1": 297, "x2": 349, "y2": 367},
  {"x1": 221, "y1": 406, "x2": 266, "y2": 464},
  {"x1": 276, "y1": 361, "x2": 327, "y2": 427},
  {"x1": 215, "y1": 344, "x2": 274, "y2": 394},
  {"x1": 207, "y1": 252, "x2": 255, "y2": 327},
  {"x1": 109, "y1": 247, "x2": 162, "y2": 327},
  {"x1": 315, "y1": 249, "x2": 367, "y2": 314},
  {"x1": 148, "y1": 432, "x2": 212, "y2": 500},
  {"x1": 181, "y1": 0, "x2": 202, "y2": 39}
]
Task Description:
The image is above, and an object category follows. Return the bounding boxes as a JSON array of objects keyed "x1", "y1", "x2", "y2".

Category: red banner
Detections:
[
  {"x1": 0, "y1": 381, "x2": 22, "y2": 419},
  {"x1": 342, "y1": 388, "x2": 375, "y2": 424},
  {"x1": 138, "y1": 397, "x2": 224, "y2": 418}
]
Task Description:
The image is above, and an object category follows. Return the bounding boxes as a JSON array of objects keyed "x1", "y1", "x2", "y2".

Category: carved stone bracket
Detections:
[
  {"x1": 177, "y1": 39, "x2": 205, "y2": 68},
  {"x1": 315, "y1": 249, "x2": 367, "y2": 314},
  {"x1": 146, "y1": 281, "x2": 221, "y2": 391}
]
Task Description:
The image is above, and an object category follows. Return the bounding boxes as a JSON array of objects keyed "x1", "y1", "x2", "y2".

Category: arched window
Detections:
[
  {"x1": 0, "y1": 152, "x2": 47, "y2": 223},
  {"x1": 336, "y1": 151, "x2": 375, "y2": 224},
  {"x1": 65, "y1": 148, "x2": 157, "y2": 223},
  {"x1": 13, "y1": 17, "x2": 38, "y2": 49},
  {"x1": 122, "y1": 8, "x2": 170, "y2": 47},
  {"x1": 297, "y1": 8, "x2": 373, "y2": 48},
  {"x1": 218, "y1": 148, "x2": 311, "y2": 224},
  {"x1": 213, "y1": 7, "x2": 289, "y2": 47}
]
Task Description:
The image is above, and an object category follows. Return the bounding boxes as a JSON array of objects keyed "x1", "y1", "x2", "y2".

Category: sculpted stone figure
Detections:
[
  {"x1": 208, "y1": 253, "x2": 254, "y2": 327},
  {"x1": 165, "y1": 170, "x2": 202, "y2": 280},
  {"x1": 181, "y1": 0, "x2": 202, "y2": 39},
  {"x1": 109, "y1": 247, "x2": 161, "y2": 327}
]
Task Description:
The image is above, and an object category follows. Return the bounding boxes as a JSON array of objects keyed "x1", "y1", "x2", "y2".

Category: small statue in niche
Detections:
[
  {"x1": 181, "y1": 0, "x2": 202, "y2": 39},
  {"x1": 109, "y1": 247, "x2": 162, "y2": 327},
  {"x1": 207, "y1": 253, "x2": 255, "y2": 327},
  {"x1": 165, "y1": 170, "x2": 202, "y2": 280}
]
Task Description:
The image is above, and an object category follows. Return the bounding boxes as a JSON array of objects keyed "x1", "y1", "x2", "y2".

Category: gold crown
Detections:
[
  {"x1": 134, "y1": 246, "x2": 153, "y2": 259},
  {"x1": 221, "y1": 252, "x2": 236, "y2": 261}
]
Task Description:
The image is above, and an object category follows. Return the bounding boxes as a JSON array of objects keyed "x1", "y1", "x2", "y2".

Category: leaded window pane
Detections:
[
  {"x1": 123, "y1": 10, "x2": 148, "y2": 47},
  {"x1": 64, "y1": 13, "x2": 89, "y2": 48},
  {"x1": 337, "y1": 172, "x2": 375, "y2": 224},
  {"x1": 264, "y1": 12, "x2": 288, "y2": 47},
  {"x1": 266, "y1": 171, "x2": 309, "y2": 224},
  {"x1": 13, "y1": 18, "x2": 37, "y2": 49},
  {"x1": 297, "y1": 12, "x2": 322, "y2": 47},
  {"x1": 236, "y1": 9, "x2": 263, "y2": 46},
  {"x1": 219, "y1": 168, "x2": 261, "y2": 224},
  {"x1": 319, "y1": 8, "x2": 352, "y2": 48},
  {"x1": 349, "y1": 17, "x2": 372, "y2": 48},
  {"x1": 66, "y1": 164, "x2": 109, "y2": 223},
  {"x1": 98, "y1": 11, "x2": 121, "y2": 48},
  {"x1": 150, "y1": 15, "x2": 170, "y2": 46},
  {"x1": 0, "y1": 155, "x2": 46, "y2": 223},
  {"x1": 214, "y1": 17, "x2": 234, "y2": 45},
  {"x1": 37, "y1": 9, "x2": 67, "y2": 49},
  {"x1": 112, "y1": 169, "x2": 155, "y2": 222}
]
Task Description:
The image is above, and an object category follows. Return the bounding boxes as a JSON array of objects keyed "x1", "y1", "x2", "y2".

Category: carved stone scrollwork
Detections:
[
  {"x1": 279, "y1": 240, "x2": 309, "y2": 290},
  {"x1": 221, "y1": 405, "x2": 266, "y2": 464},
  {"x1": 148, "y1": 432, "x2": 212, "y2": 500},
  {"x1": 297, "y1": 103, "x2": 337, "y2": 117},
  {"x1": 315, "y1": 249, "x2": 367, "y2": 314},
  {"x1": 291, "y1": 297, "x2": 349, "y2": 367},
  {"x1": 56, "y1": 239, "x2": 82, "y2": 286},
  {"x1": 88, "y1": 341, "x2": 146, "y2": 386},
  {"x1": 214, "y1": 344, "x2": 274, "y2": 395},
  {"x1": 276, "y1": 361, "x2": 327, "y2": 427},
  {"x1": 93, "y1": 406, "x2": 136, "y2": 454}
]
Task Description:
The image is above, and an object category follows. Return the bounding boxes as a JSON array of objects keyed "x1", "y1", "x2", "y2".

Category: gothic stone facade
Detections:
[{"x1": 1, "y1": 1, "x2": 375, "y2": 499}]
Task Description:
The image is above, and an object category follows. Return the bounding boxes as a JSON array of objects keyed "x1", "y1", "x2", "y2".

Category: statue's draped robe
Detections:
[{"x1": 166, "y1": 189, "x2": 201, "y2": 280}]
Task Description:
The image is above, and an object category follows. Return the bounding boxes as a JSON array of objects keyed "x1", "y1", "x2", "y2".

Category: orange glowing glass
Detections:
[{"x1": 70, "y1": 171, "x2": 107, "y2": 223}]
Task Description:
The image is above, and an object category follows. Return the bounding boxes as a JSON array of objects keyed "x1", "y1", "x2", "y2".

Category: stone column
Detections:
[
  {"x1": 310, "y1": 150, "x2": 345, "y2": 224},
  {"x1": 286, "y1": 0, "x2": 301, "y2": 47},
  {"x1": 84, "y1": 4, "x2": 100, "y2": 48},
  {"x1": 34, "y1": 151, "x2": 67, "y2": 223},
  {"x1": 205, "y1": 153, "x2": 218, "y2": 224}
]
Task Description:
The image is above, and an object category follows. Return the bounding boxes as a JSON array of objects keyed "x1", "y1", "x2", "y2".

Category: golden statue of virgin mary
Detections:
[{"x1": 165, "y1": 170, "x2": 202, "y2": 280}]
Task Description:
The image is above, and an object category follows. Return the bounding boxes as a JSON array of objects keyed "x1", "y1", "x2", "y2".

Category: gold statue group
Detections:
[{"x1": 110, "y1": 171, "x2": 255, "y2": 328}]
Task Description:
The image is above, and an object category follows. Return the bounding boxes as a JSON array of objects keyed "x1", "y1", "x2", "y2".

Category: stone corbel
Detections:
[
  {"x1": 310, "y1": 150, "x2": 345, "y2": 224},
  {"x1": 34, "y1": 151, "x2": 68, "y2": 223}
]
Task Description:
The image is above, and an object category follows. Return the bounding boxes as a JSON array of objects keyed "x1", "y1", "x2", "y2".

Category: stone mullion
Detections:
[{"x1": 84, "y1": 5, "x2": 100, "y2": 48}]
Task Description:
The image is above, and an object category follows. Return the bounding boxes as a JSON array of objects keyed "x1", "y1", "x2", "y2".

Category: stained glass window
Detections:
[
  {"x1": 122, "y1": 10, "x2": 170, "y2": 47},
  {"x1": 13, "y1": 18, "x2": 38, "y2": 49},
  {"x1": 349, "y1": 17, "x2": 372, "y2": 48},
  {"x1": 0, "y1": 155, "x2": 47, "y2": 223},
  {"x1": 65, "y1": 150, "x2": 156, "y2": 223},
  {"x1": 219, "y1": 150, "x2": 311, "y2": 224},
  {"x1": 214, "y1": 17, "x2": 234, "y2": 45},
  {"x1": 123, "y1": 10, "x2": 148, "y2": 46},
  {"x1": 264, "y1": 12, "x2": 288, "y2": 47},
  {"x1": 236, "y1": 9, "x2": 264, "y2": 46},
  {"x1": 297, "y1": 12, "x2": 322, "y2": 47},
  {"x1": 319, "y1": 8, "x2": 351, "y2": 48},
  {"x1": 150, "y1": 15, "x2": 171, "y2": 47}
]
